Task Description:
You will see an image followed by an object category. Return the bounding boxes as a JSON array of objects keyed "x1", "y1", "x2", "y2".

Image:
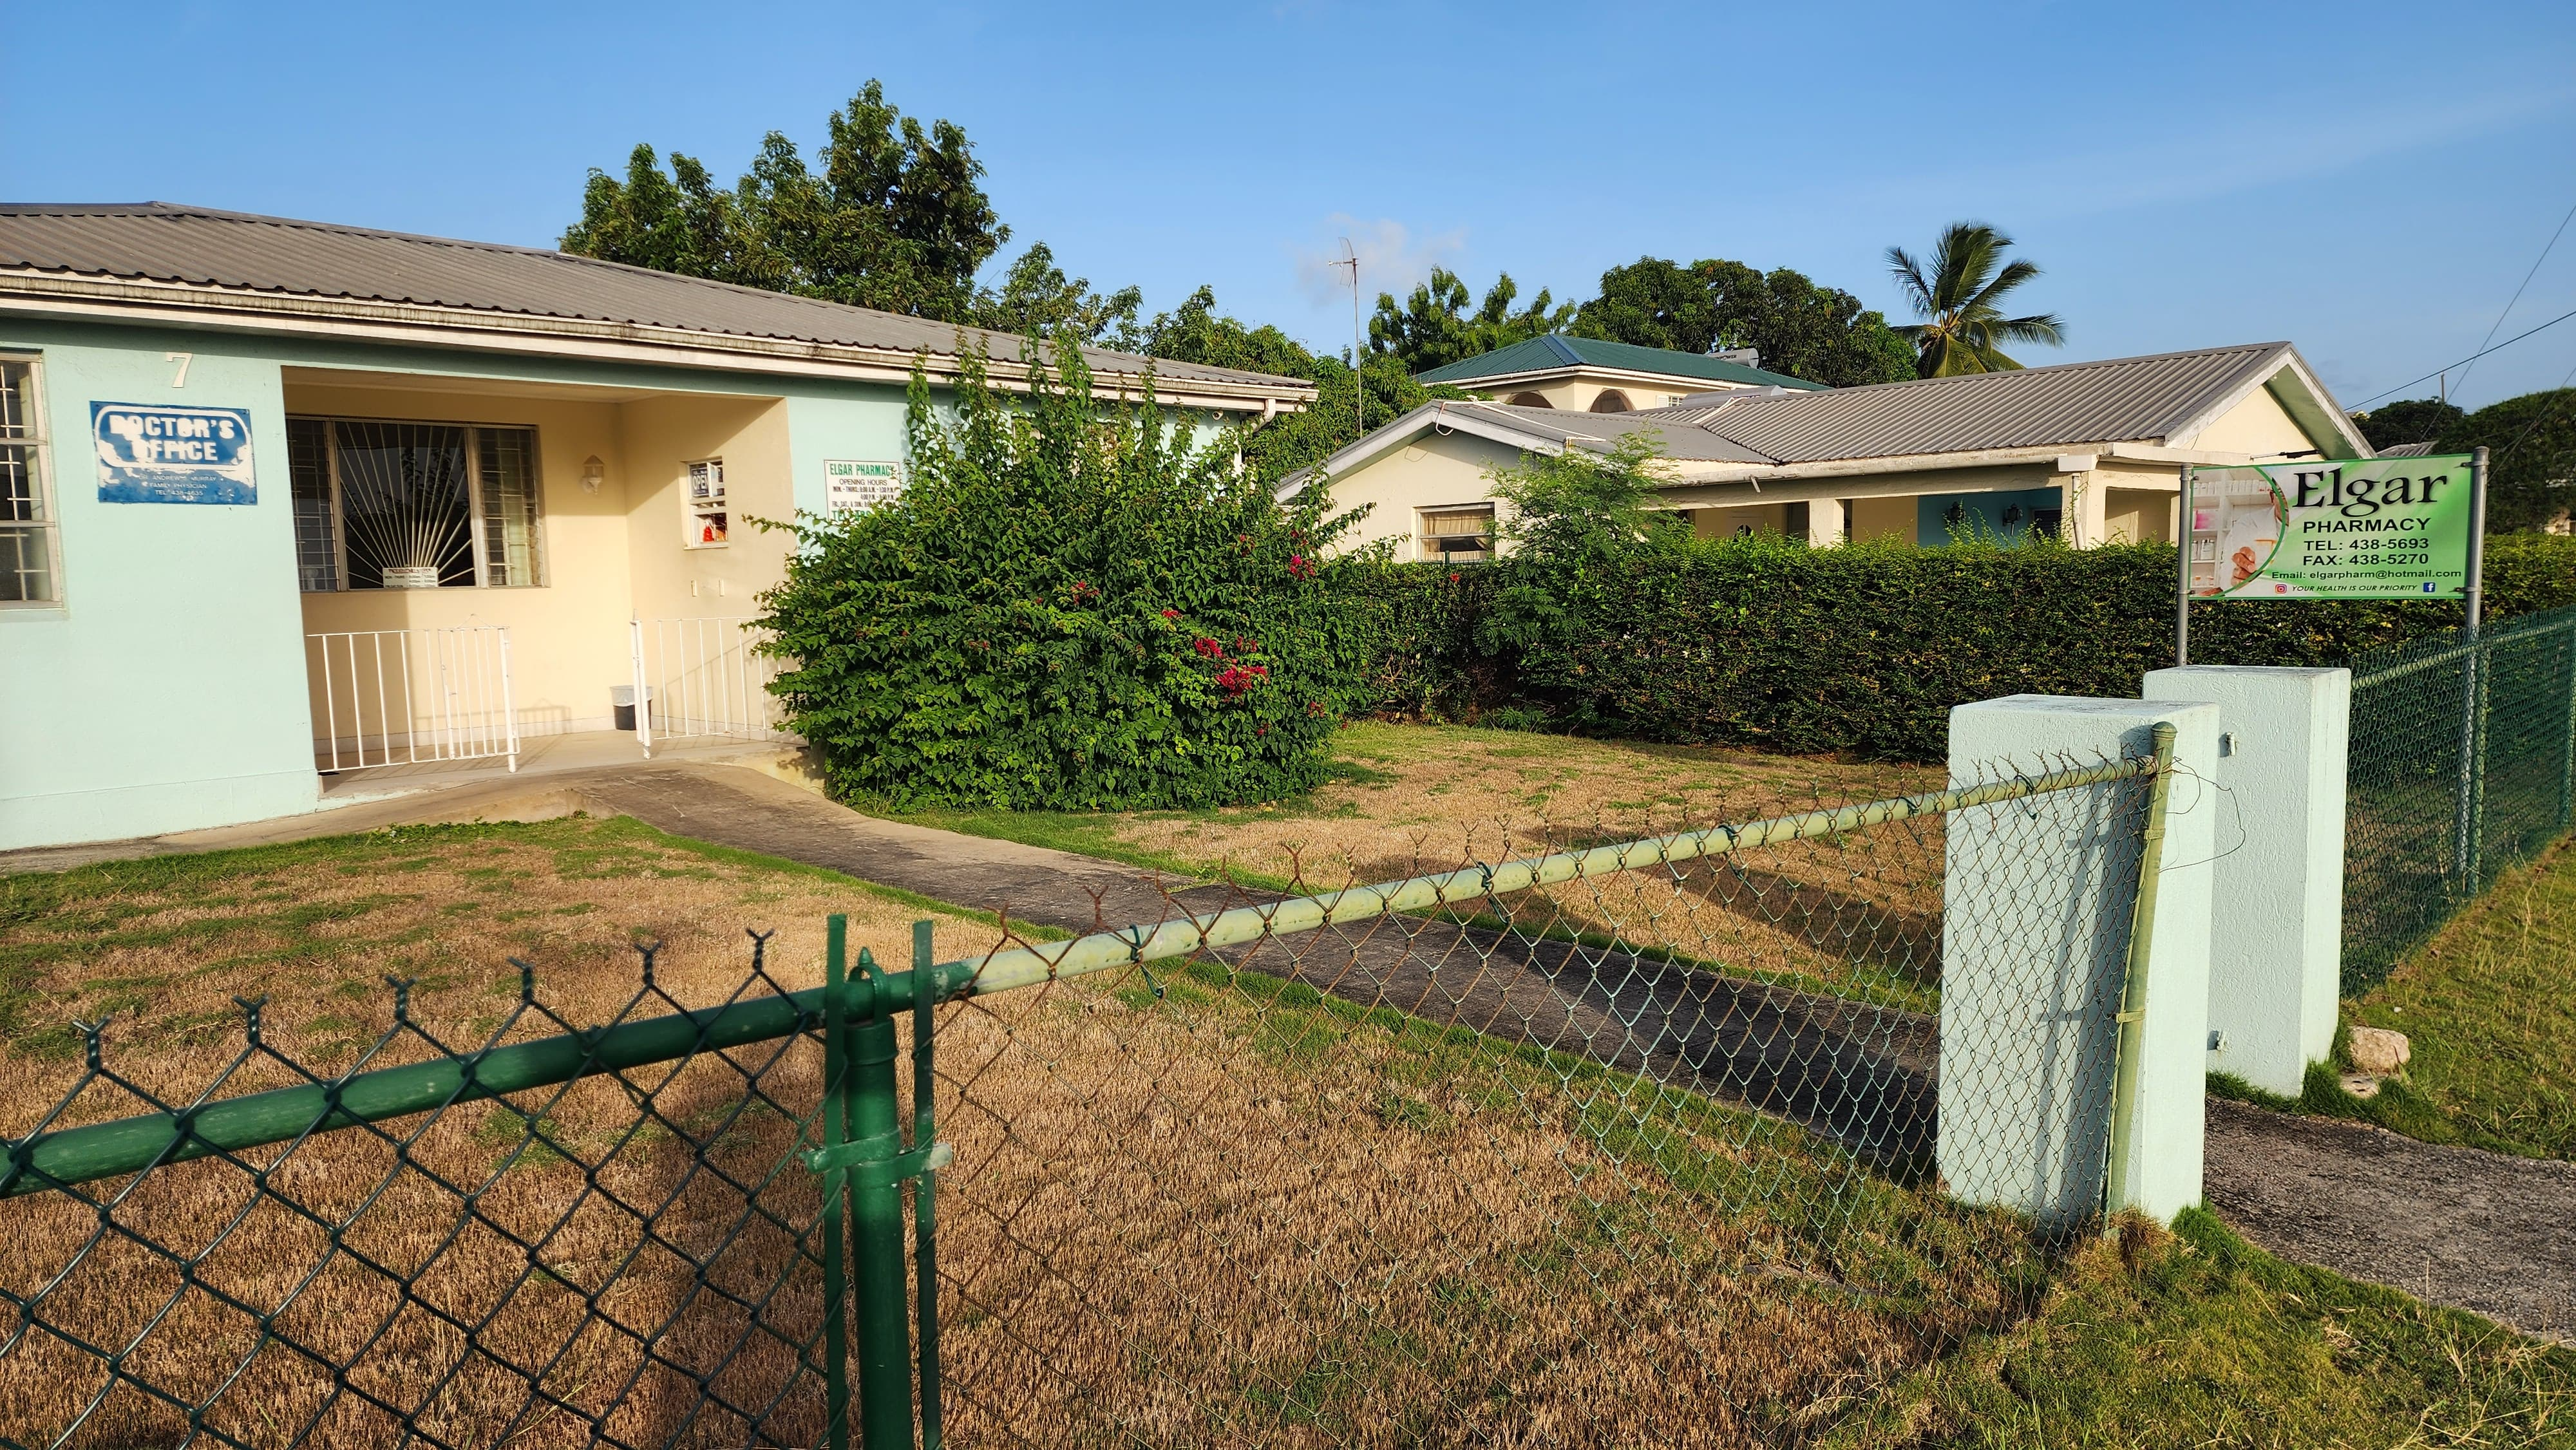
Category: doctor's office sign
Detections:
[{"x1": 93, "y1": 401, "x2": 258, "y2": 505}]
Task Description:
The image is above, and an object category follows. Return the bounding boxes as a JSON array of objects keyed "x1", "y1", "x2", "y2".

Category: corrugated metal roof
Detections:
[
  {"x1": 1640, "y1": 343, "x2": 2302, "y2": 462},
  {"x1": 1416, "y1": 334, "x2": 1825, "y2": 391},
  {"x1": 2376, "y1": 440, "x2": 2438, "y2": 457},
  {"x1": 0, "y1": 202, "x2": 1312, "y2": 393}
]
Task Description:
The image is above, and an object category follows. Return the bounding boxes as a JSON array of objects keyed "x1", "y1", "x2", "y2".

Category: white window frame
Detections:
[
  {"x1": 683, "y1": 457, "x2": 729, "y2": 549},
  {"x1": 287, "y1": 414, "x2": 547, "y2": 592},
  {"x1": 0, "y1": 352, "x2": 64, "y2": 610}
]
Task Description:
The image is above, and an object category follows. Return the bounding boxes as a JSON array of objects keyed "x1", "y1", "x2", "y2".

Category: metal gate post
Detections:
[
  {"x1": 819, "y1": 916, "x2": 853, "y2": 1450},
  {"x1": 911, "y1": 919, "x2": 945, "y2": 1450},
  {"x1": 846, "y1": 972, "x2": 914, "y2": 1449}
]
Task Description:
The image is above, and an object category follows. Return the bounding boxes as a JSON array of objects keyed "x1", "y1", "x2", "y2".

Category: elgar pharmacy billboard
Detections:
[{"x1": 2185, "y1": 454, "x2": 2475, "y2": 601}]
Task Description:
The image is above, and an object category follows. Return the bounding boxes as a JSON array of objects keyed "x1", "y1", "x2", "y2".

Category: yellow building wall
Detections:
[
  {"x1": 1481, "y1": 370, "x2": 1735, "y2": 413},
  {"x1": 287, "y1": 382, "x2": 638, "y2": 739},
  {"x1": 1848, "y1": 496, "x2": 1915, "y2": 543},
  {"x1": 1692, "y1": 503, "x2": 1790, "y2": 538},
  {"x1": 2183, "y1": 385, "x2": 2322, "y2": 459},
  {"x1": 2103, "y1": 487, "x2": 2177, "y2": 544},
  {"x1": 1312, "y1": 432, "x2": 1530, "y2": 558},
  {"x1": 618, "y1": 393, "x2": 794, "y2": 629}
]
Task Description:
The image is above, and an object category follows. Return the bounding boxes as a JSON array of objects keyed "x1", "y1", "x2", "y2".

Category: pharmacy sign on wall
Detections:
[
  {"x1": 822, "y1": 458, "x2": 904, "y2": 514},
  {"x1": 2186, "y1": 454, "x2": 2474, "y2": 600}
]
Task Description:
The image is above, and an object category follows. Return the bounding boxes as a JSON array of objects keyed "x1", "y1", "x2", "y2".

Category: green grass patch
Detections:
[
  {"x1": 1821, "y1": 1209, "x2": 2576, "y2": 1448},
  {"x1": 2340, "y1": 836, "x2": 2576, "y2": 1160}
]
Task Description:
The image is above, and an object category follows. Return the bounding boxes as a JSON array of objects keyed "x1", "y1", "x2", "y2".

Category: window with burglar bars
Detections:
[
  {"x1": 285, "y1": 417, "x2": 543, "y2": 590},
  {"x1": 1, "y1": 355, "x2": 59, "y2": 605}
]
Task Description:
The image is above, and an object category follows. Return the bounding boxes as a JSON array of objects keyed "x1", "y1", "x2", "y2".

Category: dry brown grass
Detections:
[
  {"x1": 916, "y1": 724, "x2": 1956, "y2": 1009},
  {"x1": 0, "y1": 811, "x2": 2046, "y2": 1447}
]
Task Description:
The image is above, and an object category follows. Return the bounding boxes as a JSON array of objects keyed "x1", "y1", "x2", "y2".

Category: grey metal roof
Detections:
[
  {"x1": 1636, "y1": 343, "x2": 2307, "y2": 462},
  {"x1": 0, "y1": 202, "x2": 1313, "y2": 395},
  {"x1": 2376, "y1": 440, "x2": 2438, "y2": 457},
  {"x1": 1282, "y1": 343, "x2": 2363, "y2": 496}
]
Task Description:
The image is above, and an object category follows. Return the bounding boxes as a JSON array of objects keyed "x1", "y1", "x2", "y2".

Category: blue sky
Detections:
[{"x1": 5, "y1": 1, "x2": 2572, "y2": 410}]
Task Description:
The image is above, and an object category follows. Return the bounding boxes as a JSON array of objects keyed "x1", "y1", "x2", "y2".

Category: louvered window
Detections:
[{"x1": 285, "y1": 417, "x2": 543, "y2": 590}]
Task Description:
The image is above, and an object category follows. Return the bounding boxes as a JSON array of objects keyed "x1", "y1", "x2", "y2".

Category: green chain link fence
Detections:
[
  {"x1": 5, "y1": 742, "x2": 2174, "y2": 1448},
  {"x1": 2343, "y1": 602, "x2": 2576, "y2": 993}
]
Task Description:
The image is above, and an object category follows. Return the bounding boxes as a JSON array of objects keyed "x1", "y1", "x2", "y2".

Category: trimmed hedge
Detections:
[{"x1": 1331, "y1": 534, "x2": 2576, "y2": 760}]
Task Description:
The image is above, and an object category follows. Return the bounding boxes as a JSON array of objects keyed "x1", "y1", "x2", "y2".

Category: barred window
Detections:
[
  {"x1": 1, "y1": 356, "x2": 59, "y2": 605},
  {"x1": 285, "y1": 417, "x2": 543, "y2": 590}
]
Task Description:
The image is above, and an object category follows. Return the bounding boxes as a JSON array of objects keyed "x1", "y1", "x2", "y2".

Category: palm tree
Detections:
[{"x1": 1885, "y1": 223, "x2": 2066, "y2": 377}]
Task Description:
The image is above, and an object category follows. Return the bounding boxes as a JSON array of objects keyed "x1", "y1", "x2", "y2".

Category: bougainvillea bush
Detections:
[{"x1": 759, "y1": 341, "x2": 1361, "y2": 810}]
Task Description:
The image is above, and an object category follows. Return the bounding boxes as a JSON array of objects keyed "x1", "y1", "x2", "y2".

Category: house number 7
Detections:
[{"x1": 166, "y1": 352, "x2": 193, "y2": 388}]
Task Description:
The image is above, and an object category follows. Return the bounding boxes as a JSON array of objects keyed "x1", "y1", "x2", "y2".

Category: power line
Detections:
[
  {"x1": 2349, "y1": 303, "x2": 2576, "y2": 410},
  {"x1": 2455, "y1": 191, "x2": 2576, "y2": 397}
]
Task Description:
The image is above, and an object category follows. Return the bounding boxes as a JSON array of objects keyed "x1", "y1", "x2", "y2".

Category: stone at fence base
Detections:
[
  {"x1": 2348, "y1": 1025, "x2": 2411, "y2": 1075},
  {"x1": 2340, "y1": 1073, "x2": 2384, "y2": 1099}
]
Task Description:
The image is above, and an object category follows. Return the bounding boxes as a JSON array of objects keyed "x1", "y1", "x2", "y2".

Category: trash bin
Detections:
[{"x1": 610, "y1": 684, "x2": 654, "y2": 732}]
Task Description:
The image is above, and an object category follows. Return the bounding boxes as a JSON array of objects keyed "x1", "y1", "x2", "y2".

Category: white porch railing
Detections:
[
  {"x1": 632, "y1": 616, "x2": 788, "y2": 758},
  {"x1": 307, "y1": 626, "x2": 518, "y2": 774}
]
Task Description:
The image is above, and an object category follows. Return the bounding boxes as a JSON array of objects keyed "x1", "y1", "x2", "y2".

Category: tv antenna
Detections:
[{"x1": 1328, "y1": 238, "x2": 1362, "y2": 431}]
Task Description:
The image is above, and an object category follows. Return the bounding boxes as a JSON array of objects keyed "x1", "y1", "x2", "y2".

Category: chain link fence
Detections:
[
  {"x1": 2343, "y1": 603, "x2": 2576, "y2": 993},
  {"x1": 4, "y1": 744, "x2": 2172, "y2": 1448}
]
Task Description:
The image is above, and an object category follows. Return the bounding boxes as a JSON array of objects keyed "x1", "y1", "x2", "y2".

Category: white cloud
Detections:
[{"x1": 1293, "y1": 215, "x2": 1466, "y2": 309}]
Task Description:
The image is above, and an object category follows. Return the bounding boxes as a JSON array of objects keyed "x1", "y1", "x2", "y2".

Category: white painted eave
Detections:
[{"x1": 0, "y1": 272, "x2": 1317, "y2": 413}]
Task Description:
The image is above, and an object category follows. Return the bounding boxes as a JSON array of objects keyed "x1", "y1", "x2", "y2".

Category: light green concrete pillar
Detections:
[
  {"x1": 1942, "y1": 695, "x2": 2219, "y2": 1227},
  {"x1": 2143, "y1": 666, "x2": 2351, "y2": 1097}
]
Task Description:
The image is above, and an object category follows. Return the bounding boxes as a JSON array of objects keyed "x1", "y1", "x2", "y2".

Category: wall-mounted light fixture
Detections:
[{"x1": 582, "y1": 456, "x2": 606, "y2": 494}]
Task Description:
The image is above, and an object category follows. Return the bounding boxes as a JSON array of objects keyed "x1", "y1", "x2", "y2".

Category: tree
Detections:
[
  {"x1": 2438, "y1": 388, "x2": 2576, "y2": 532},
  {"x1": 974, "y1": 241, "x2": 1142, "y2": 347},
  {"x1": 1884, "y1": 223, "x2": 2065, "y2": 376},
  {"x1": 560, "y1": 146, "x2": 773, "y2": 289},
  {"x1": 2355, "y1": 397, "x2": 2467, "y2": 451},
  {"x1": 1571, "y1": 256, "x2": 1915, "y2": 387},
  {"x1": 1368, "y1": 269, "x2": 1573, "y2": 373},
  {"x1": 1140, "y1": 285, "x2": 1320, "y2": 379},
  {"x1": 1473, "y1": 433, "x2": 1687, "y2": 661},
  {"x1": 562, "y1": 80, "x2": 1010, "y2": 324}
]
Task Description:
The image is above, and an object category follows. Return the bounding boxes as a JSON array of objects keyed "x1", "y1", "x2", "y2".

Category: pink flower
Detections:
[
  {"x1": 1160, "y1": 608, "x2": 1179, "y2": 619},
  {"x1": 1193, "y1": 637, "x2": 1225, "y2": 659}
]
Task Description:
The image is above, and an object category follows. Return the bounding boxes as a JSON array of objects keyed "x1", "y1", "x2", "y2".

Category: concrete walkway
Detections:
[
  {"x1": 2206, "y1": 1098, "x2": 2574, "y2": 1342},
  {"x1": 13, "y1": 760, "x2": 2568, "y2": 1341}
]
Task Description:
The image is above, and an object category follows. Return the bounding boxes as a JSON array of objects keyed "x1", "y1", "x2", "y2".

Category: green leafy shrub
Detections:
[
  {"x1": 1337, "y1": 532, "x2": 2576, "y2": 760},
  {"x1": 759, "y1": 342, "x2": 1359, "y2": 809}
]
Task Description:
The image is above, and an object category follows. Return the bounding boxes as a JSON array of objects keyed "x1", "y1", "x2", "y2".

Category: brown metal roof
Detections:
[
  {"x1": 1642, "y1": 343, "x2": 2303, "y2": 463},
  {"x1": 0, "y1": 202, "x2": 1313, "y2": 395}
]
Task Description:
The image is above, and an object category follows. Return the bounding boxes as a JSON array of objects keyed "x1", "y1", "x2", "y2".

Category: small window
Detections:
[
  {"x1": 1505, "y1": 391, "x2": 1549, "y2": 408},
  {"x1": 0, "y1": 355, "x2": 60, "y2": 605},
  {"x1": 685, "y1": 458, "x2": 728, "y2": 547},
  {"x1": 1420, "y1": 504, "x2": 1496, "y2": 562},
  {"x1": 1589, "y1": 390, "x2": 1633, "y2": 414},
  {"x1": 284, "y1": 417, "x2": 544, "y2": 590}
]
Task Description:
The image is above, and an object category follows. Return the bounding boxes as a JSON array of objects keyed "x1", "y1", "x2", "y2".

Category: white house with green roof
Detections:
[{"x1": 1415, "y1": 335, "x2": 1826, "y2": 414}]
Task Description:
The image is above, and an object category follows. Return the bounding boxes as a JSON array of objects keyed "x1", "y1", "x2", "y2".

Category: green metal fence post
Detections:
[
  {"x1": 819, "y1": 915, "x2": 853, "y2": 1450},
  {"x1": 912, "y1": 919, "x2": 945, "y2": 1450},
  {"x1": 2560, "y1": 621, "x2": 2576, "y2": 830},
  {"x1": 847, "y1": 949, "x2": 916, "y2": 1449}
]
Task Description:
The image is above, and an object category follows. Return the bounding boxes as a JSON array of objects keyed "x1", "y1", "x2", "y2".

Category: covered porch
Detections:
[{"x1": 280, "y1": 366, "x2": 808, "y2": 782}]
